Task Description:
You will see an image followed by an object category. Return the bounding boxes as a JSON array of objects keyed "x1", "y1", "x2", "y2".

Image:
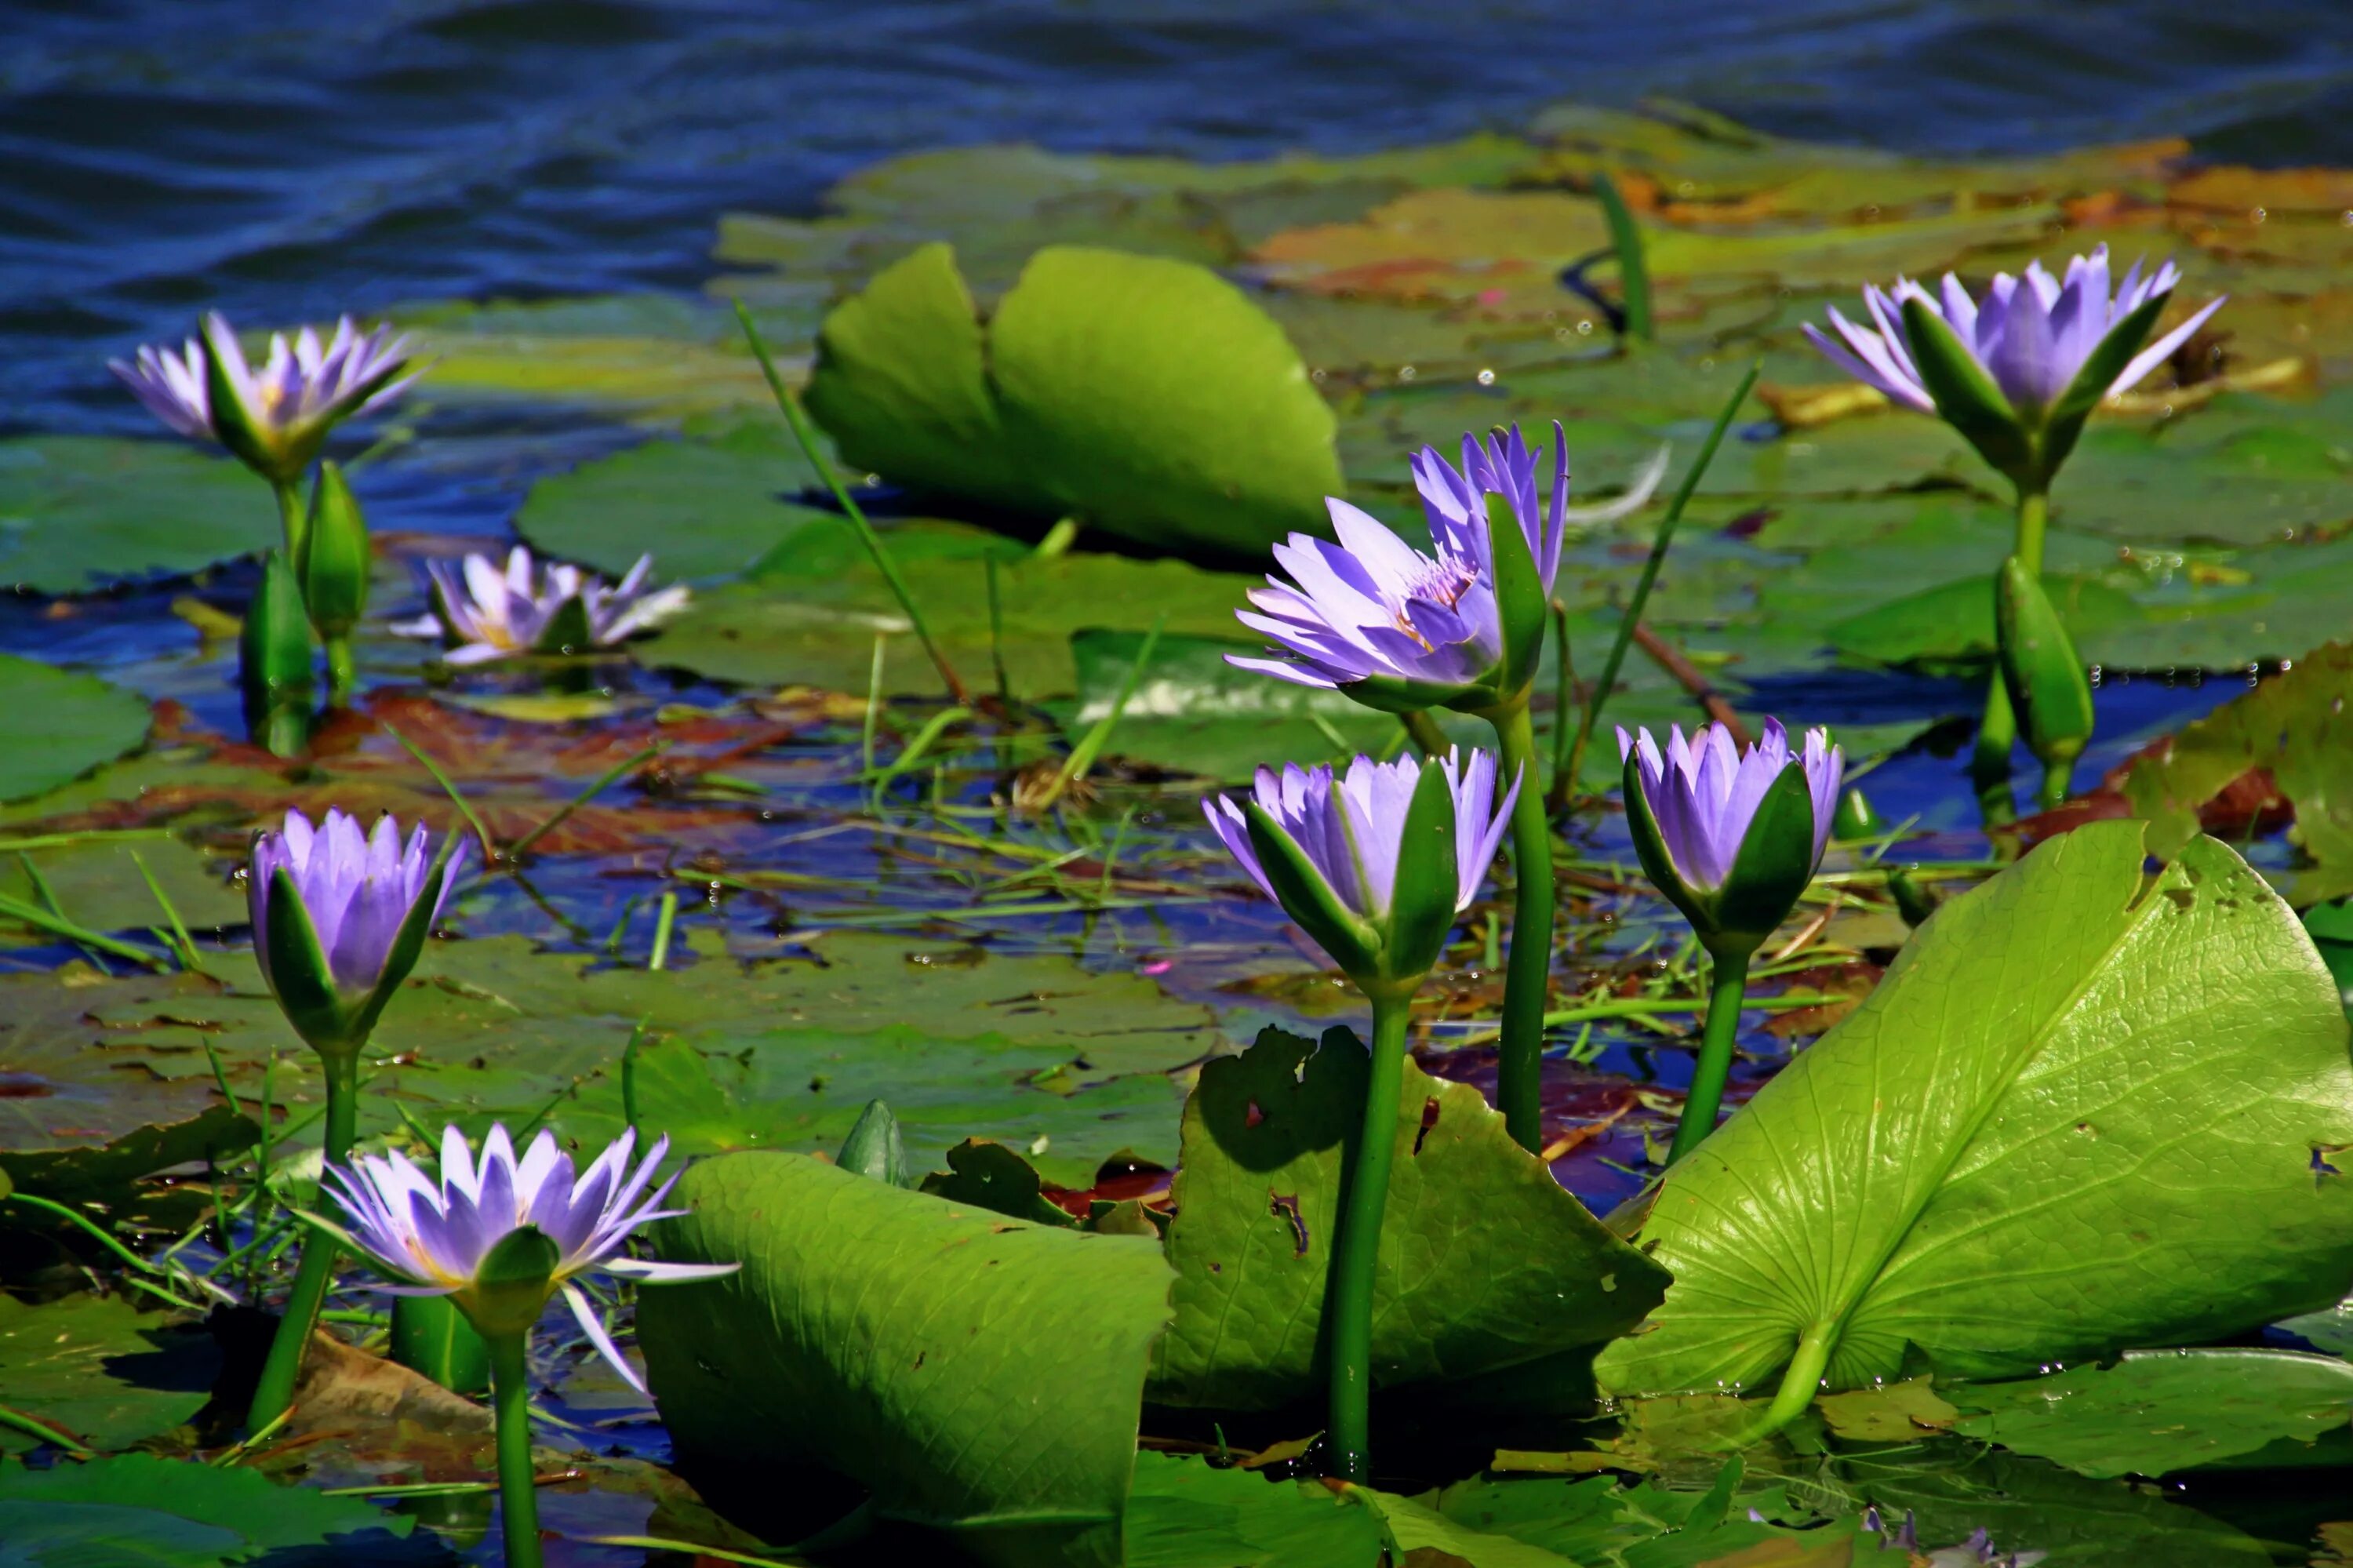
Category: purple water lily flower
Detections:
[
  {"x1": 1205, "y1": 749, "x2": 1518, "y2": 980},
  {"x1": 1619, "y1": 720, "x2": 1842, "y2": 895},
  {"x1": 394, "y1": 546, "x2": 690, "y2": 664},
  {"x1": 250, "y1": 807, "x2": 464, "y2": 1005},
  {"x1": 328, "y1": 1124, "x2": 737, "y2": 1392},
  {"x1": 111, "y1": 313, "x2": 420, "y2": 483},
  {"x1": 1862, "y1": 1506, "x2": 2046, "y2": 1567},
  {"x1": 1229, "y1": 424, "x2": 1573, "y2": 703},
  {"x1": 1805, "y1": 246, "x2": 2222, "y2": 417}
]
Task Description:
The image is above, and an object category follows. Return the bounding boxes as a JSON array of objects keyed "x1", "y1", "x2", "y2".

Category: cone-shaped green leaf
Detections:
[
  {"x1": 238, "y1": 551, "x2": 315, "y2": 700},
  {"x1": 1900, "y1": 296, "x2": 2036, "y2": 489},
  {"x1": 1243, "y1": 800, "x2": 1382, "y2": 983},
  {"x1": 838, "y1": 1098, "x2": 909, "y2": 1186},
  {"x1": 1832, "y1": 784, "x2": 1883, "y2": 841},
  {"x1": 296, "y1": 461, "x2": 371, "y2": 639},
  {"x1": 1711, "y1": 762, "x2": 1824, "y2": 955},
  {"x1": 391, "y1": 1293, "x2": 490, "y2": 1397},
  {"x1": 1996, "y1": 555, "x2": 2096, "y2": 780},
  {"x1": 1380, "y1": 759, "x2": 1464, "y2": 988},
  {"x1": 535, "y1": 593, "x2": 594, "y2": 657},
  {"x1": 342, "y1": 850, "x2": 455, "y2": 1049},
  {"x1": 202, "y1": 323, "x2": 292, "y2": 484},
  {"x1": 463, "y1": 1225, "x2": 561, "y2": 1340},
  {"x1": 2040, "y1": 289, "x2": 2169, "y2": 478}
]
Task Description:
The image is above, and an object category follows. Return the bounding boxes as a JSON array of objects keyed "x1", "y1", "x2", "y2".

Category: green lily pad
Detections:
[
  {"x1": 0, "y1": 836, "x2": 241, "y2": 945},
  {"x1": 804, "y1": 243, "x2": 1342, "y2": 557},
  {"x1": 1149, "y1": 1026, "x2": 1670, "y2": 1410},
  {"x1": 0, "y1": 1294, "x2": 215, "y2": 1454},
  {"x1": 638, "y1": 1150, "x2": 1174, "y2": 1568},
  {"x1": 0, "y1": 656, "x2": 151, "y2": 803},
  {"x1": 0, "y1": 438, "x2": 276, "y2": 595},
  {"x1": 644, "y1": 514, "x2": 1260, "y2": 698},
  {"x1": 1597, "y1": 824, "x2": 2353, "y2": 1402},
  {"x1": 0, "y1": 1453, "x2": 427, "y2": 1563},
  {"x1": 2122, "y1": 641, "x2": 2353, "y2": 905},
  {"x1": 512, "y1": 421, "x2": 831, "y2": 581},
  {"x1": 1124, "y1": 1453, "x2": 1381, "y2": 1568},
  {"x1": 1944, "y1": 1348, "x2": 2353, "y2": 1479}
]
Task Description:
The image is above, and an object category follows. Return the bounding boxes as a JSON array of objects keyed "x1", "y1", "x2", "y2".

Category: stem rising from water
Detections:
[
  {"x1": 1667, "y1": 949, "x2": 1750, "y2": 1167},
  {"x1": 1327, "y1": 995, "x2": 1409, "y2": 1483},
  {"x1": 1489, "y1": 701, "x2": 1552, "y2": 1155}
]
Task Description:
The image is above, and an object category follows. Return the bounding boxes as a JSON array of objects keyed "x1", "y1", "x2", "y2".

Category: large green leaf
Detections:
[
  {"x1": 512, "y1": 421, "x2": 831, "y2": 580},
  {"x1": 1150, "y1": 1027, "x2": 1671, "y2": 1409},
  {"x1": 801, "y1": 243, "x2": 1341, "y2": 557},
  {"x1": 0, "y1": 837, "x2": 242, "y2": 945},
  {"x1": 0, "y1": 438, "x2": 277, "y2": 595},
  {"x1": 1124, "y1": 1453, "x2": 1381, "y2": 1568},
  {"x1": 1944, "y1": 1348, "x2": 2353, "y2": 1478},
  {"x1": 2122, "y1": 641, "x2": 2353, "y2": 906},
  {"x1": 1597, "y1": 823, "x2": 2353, "y2": 1400},
  {"x1": 638, "y1": 1150, "x2": 1174, "y2": 1568},
  {"x1": 0, "y1": 1294, "x2": 215, "y2": 1454},
  {"x1": 0, "y1": 656, "x2": 151, "y2": 803},
  {"x1": 0, "y1": 1453, "x2": 427, "y2": 1564}
]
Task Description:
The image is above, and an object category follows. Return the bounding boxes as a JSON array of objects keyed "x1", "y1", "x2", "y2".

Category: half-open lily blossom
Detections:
[
  {"x1": 395, "y1": 546, "x2": 690, "y2": 664},
  {"x1": 1205, "y1": 749, "x2": 1518, "y2": 980},
  {"x1": 111, "y1": 313, "x2": 420, "y2": 482},
  {"x1": 1230, "y1": 424, "x2": 1584, "y2": 704},
  {"x1": 1619, "y1": 720, "x2": 1842, "y2": 897},
  {"x1": 328, "y1": 1124, "x2": 737, "y2": 1392},
  {"x1": 1804, "y1": 246, "x2": 2222, "y2": 417},
  {"x1": 251, "y1": 807, "x2": 463, "y2": 1018}
]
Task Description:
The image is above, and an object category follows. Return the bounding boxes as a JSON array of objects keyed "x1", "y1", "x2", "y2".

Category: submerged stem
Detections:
[
  {"x1": 1667, "y1": 950, "x2": 1750, "y2": 1166},
  {"x1": 489, "y1": 1330, "x2": 545, "y2": 1568},
  {"x1": 245, "y1": 1048, "x2": 360, "y2": 1432},
  {"x1": 1740, "y1": 1320, "x2": 1836, "y2": 1446},
  {"x1": 1328, "y1": 993, "x2": 1410, "y2": 1483}
]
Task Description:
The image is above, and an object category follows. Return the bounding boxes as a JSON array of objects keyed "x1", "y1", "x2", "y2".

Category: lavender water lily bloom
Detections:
[
  {"x1": 395, "y1": 546, "x2": 690, "y2": 664},
  {"x1": 251, "y1": 808, "x2": 464, "y2": 1053},
  {"x1": 1206, "y1": 748, "x2": 1518, "y2": 988},
  {"x1": 1229, "y1": 424, "x2": 1574, "y2": 712},
  {"x1": 111, "y1": 313, "x2": 420, "y2": 485},
  {"x1": 1618, "y1": 719, "x2": 1842, "y2": 955},
  {"x1": 1805, "y1": 246, "x2": 2221, "y2": 489},
  {"x1": 328, "y1": 1125, "x2": 737, "y2": 1392}
]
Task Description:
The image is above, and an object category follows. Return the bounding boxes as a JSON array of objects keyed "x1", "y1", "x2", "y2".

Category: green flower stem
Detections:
[
  {"x1": 245, "y1": 1049, "x2": 358, "y2": 1432},
  {"x1": 1329, "y1": 990, "x2": 1410, "y2": 1483},
  {"x1": 1972, "y1": 486, "x2": 2047, "y2": 820},
  {"x1": 322, "y1": 635, "x2": 357, "y2": 707},
  {"x1": 489, "y1": 1330, "x2": 546, "y2": 1568},
  {"x1": 1741, "y1": 1319, "x2": 1835, "y2": 1446},
  {"x1": 1488, "y1": 700, "x2": 1553, "y2": 1155},
  {"x1": 1666, "y1": 949, "x2": 1750, "y2": 1167},
  {"x1": 273, "y1": 479, "x2": 307, "y2": 562}
]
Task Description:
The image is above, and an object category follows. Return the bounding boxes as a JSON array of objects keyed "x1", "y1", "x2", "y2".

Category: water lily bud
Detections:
[
  {"x1": 296, "y1": 460, "x2": 371, "y2": 641},
  {"x1": 838, "y1": 1098, "x2": 908, "y2": 1186},
  {"x1": 1619, "y1": 720, "x2": 1843, "y2": 960},
  {"x1": 1995, "y1": 555, "x2": 2095, "y2": 803},
  {"x1": 1204, "y1": 750, "x2": 1519, "y2": 998},
  {"x1": 238, "y1": 551, "x2": 315, "y2": 702},
  {"x1": 327, "y1": 1125, "x2": 738, "y2": 1386},
  {"x1": 249, "y1": 808, "x2": 464, "y2": 1055},
  {"x1": 1831, "y1": 784, "x2": 1882, "y2": 841}
]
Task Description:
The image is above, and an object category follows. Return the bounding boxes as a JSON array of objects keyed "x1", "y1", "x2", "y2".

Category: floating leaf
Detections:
[
  {"x1": 1123, "y1": 1453, "x2": 1381, "y2": 1568},
  {"x1": 1150, "y1": 1026, "x2": 1670, "y2": 1410},
  {"x1": 0, "y1": 837, "x2": 241, "y2": 944},
  {"x1": 2122, "y1": 642, "x2": 2353, "y2": 904},
  {"x1": 0, "y1": 1294, "x2": 215, "y2": 1454},
  {"x1": 803, "y1": 243, "x2": 1342, "y2": 557},
  {"x1": 514, "y1": 421, "x2": 831, "y2": 580},
  {"x1": 638, "y1": 1151, "x2": 1173, "y2": 1568},
  {"x1": 0, "y1": 656, "x2": 151, "y2": 804},
  {"x1": 0, "y1": 1453, "x2": 427, "y2": 1563},
  {"x1": 0, "y1": 438, "x2": 275, "y2": 595},
  {"x1": 1944, "y1": 1348, "x2": 2353, "y2": 1478},
  {"x1": 1598, "y1": 823, "x2": 2353, "y2": 1401}
]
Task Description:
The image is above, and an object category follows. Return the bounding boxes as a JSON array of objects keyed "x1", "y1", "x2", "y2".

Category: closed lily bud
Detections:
[
  {"x1": 1204, "y1": 750, "x2": 1519, "y2": 999},
  {"x1": 249, "y1": 808, "x2": 464, "y2": 1055},
  {"x1": 1995, "y1": 555, "x2": 2096, "y2": 806},
  {"x1": 327, "y1": 1125, "x2": 738, "y2": 1381},
  {"x1": 296, "y1": 460, "x2": 371, "y2": 641},
  {"x1": 238, "y1": 550, "x2": 315, "y2": 703},
  {"x1": 1619, "y1": 719, "x2": 1843, "y2": 960}
]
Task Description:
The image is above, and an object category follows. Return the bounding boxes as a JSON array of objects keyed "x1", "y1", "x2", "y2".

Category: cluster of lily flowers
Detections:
[
  {"x1": 191, "y1": 237, "x2": 2214, "y2": 1530},
  {"x1": 115, "y1": 314, "x2": 689, "y2": 671}
]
